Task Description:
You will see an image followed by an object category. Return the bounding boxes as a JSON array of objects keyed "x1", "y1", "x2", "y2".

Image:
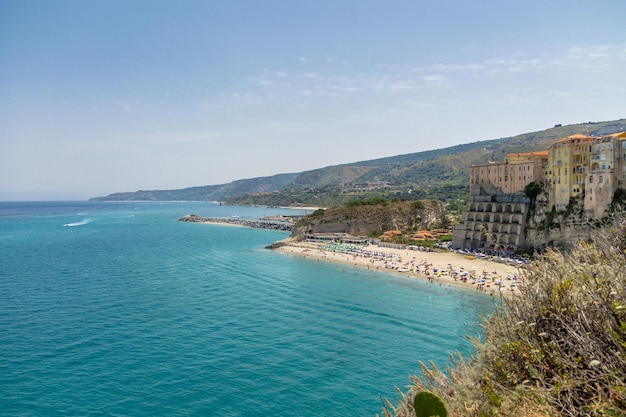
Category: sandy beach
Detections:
[{"x1": 275, "y1": 241, "x2": 524, "y2": 297}]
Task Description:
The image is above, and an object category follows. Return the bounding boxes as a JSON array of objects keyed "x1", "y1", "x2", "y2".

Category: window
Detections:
[
  {"x1": 589, "y1": 175, "x2": 593, "y2": 183},
  {"x1": 599, "y1": 176, "x2": 603, "y2": 183}
]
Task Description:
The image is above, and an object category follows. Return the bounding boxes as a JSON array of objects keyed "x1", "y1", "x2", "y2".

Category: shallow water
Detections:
[{"x1": 0, "y1": 201, "x2": 497, "y2": 416}]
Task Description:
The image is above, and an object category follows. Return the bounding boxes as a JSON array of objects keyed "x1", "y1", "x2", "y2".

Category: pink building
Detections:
[{"x1": 469, "y1": 151, "x2": 548, "y2": 195}]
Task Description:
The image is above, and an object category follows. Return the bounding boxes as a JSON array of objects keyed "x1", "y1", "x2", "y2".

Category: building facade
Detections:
[
  {"x1": 585, "y1": 132, "x2": 626, "y2": 218},
  {"x1": 543, "y1": 134, "x2": 594, "y2": 211},
  {"x1": 470, "y1": 151, "x2": 547, "y2": 195},
  {"x1": 452, "y1": 132, "x2": 626, "y2": 252},
  {"x1": 451, "y1": 190, "x2": 530, "y2": 252}
]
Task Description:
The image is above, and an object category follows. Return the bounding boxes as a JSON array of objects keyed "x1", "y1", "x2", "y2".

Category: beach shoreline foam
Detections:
[{"x1": 273, "y1": 241, "x2": 523, "y2": 298}]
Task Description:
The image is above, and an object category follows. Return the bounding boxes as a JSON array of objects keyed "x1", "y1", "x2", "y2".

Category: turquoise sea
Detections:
[{"x1": 0, "y1": 201, "x2": 497, "y2": 416}]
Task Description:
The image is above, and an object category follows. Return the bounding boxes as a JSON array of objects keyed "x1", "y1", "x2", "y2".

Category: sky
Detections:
[{"x1": 1, "y1": 1, "x2": 625, "y2": 200}]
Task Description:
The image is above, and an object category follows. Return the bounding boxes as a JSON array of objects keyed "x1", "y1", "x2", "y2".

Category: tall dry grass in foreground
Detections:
[{"x1": 382, "y1": 219, "x2": 626, "y2": 417}]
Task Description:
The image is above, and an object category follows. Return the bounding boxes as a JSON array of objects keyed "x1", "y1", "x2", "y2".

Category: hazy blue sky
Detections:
[{"x1": 1, "y1": 1, "x2": 625, "y2": 200}]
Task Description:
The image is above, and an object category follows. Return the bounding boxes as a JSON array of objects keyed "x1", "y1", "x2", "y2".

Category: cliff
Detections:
[
  {"x1": 525, "y1": 188, "x2": 591, "y2": 250},
  {"x1": 288, "y1": 200, "x2": 447, "y2": 240}
]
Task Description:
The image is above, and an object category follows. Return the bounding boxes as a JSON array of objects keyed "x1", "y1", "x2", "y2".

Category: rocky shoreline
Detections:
[{"x1": 178, "y1": 214, "x2": 294, "y2": 231}]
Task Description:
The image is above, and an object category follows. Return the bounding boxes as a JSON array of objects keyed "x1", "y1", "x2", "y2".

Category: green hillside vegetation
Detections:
[
  {"x1": 91, "y1": 119, "x2": 626, "y2": 205},
  {"x1": 381, "y1": 217, "x2": 626, "y2": 417},
  {"x1": 226, "y1": 120, "x2": 626, "y2": 207}
]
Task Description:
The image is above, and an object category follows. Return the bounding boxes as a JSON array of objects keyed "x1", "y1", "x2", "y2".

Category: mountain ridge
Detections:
[{"x1": 91, "y1": 118, "x2": 626, "y2": 205}]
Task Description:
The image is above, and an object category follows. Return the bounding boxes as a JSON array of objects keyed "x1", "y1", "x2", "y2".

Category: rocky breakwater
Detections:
[{"x1": 179, "y1": 214, "x2": 294, "y2": 231}]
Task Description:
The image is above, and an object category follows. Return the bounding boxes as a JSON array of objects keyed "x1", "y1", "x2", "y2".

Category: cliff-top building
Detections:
[
  {"x1": 452, "y1": 132, "x2": 626, "y2": 252},
  {"x1": 544, "y1": 134, "x2": 594, "y2": 211},
  {"x1": 585, "y1": 131, "x2": 626, "y2": 218},
  {"x1": 469, "y1": 151, "x2": 548, "y2": 195}
]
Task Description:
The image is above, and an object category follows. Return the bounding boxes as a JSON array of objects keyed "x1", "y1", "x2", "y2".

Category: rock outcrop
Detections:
[
  {"x1": 289, "y1": 200, "x2": 447, "y2": 240},
  {"x1": 524, "y1": 190, "x2": 591, "y2": 251}
]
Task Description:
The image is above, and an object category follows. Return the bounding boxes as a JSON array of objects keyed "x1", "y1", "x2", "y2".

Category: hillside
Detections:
[
  {"x1": 91, "y1": 119, "x2": 626, "y2": 205},
  {"x1": 288, "y1": 199, "x2": 446, "y2": 240},
  {"x1": 90, "y1": 173, "x2": 299, "y2": 202}
]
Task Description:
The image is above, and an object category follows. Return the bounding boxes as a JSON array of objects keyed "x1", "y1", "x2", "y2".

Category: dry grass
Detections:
[{"x1": 382, "y1": 217, "x2": 626, "y2": 417}]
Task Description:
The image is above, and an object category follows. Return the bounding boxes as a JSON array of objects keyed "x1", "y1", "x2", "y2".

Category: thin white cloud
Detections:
[
  {"x1": 430, "y1": 44, "x2": 626, "y2": 76},
  {"x1": 211, "y1": 43, "x2": 626, "y2": 116}
]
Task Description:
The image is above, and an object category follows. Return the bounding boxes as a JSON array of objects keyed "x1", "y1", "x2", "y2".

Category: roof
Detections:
[
  {"x1": 383, "y1": 230, "x2": 403, "y2": 235},
  {"x1": 506, "y1": 150, "x2": 549, "y2": 157},
  {"x1": 604, "y1": 131, "x2": 626, "y2": 139},
  {"x1": 553, "y1": 134, "x2": 594, "y2": 144}
]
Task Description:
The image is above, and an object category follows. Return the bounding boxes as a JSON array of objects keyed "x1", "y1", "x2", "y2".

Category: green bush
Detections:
[
  {"x1": 345, "y1": 196, "x2": 388, "y2": 206},
  {"x1": 310, "y1": 208, "x2": 325, "y2": 217}
]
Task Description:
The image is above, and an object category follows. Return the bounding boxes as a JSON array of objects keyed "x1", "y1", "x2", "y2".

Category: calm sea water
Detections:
[{"x1": 0, "y1": 201, "x2": 497, "y2": 416}]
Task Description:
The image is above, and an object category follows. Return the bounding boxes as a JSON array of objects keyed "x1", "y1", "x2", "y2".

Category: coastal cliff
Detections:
[
  {"x1": 524, "y1": 188, "x2": 587, "y2": 250},
  {"x1": 289, "y1": 199, "x2": 446, "y2": 240}
]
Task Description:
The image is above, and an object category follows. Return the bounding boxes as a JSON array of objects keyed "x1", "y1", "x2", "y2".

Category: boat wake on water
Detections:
[{"x1": 63, "y1": 219, "x2": 91, "y2": 227}]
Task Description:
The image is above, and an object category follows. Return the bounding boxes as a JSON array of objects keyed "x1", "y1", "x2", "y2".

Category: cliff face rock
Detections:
[
  {"x1": 290, "y1": 200, "x2": 446, "y2": 239},
  {"x1": 525, "y1": 190, "x2": 591, "y2": 250}
]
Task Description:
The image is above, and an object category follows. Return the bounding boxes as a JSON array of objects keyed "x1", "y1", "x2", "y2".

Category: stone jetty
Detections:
[{"x1": 178, "y1": 214, "x2": 294, "y2": 231}]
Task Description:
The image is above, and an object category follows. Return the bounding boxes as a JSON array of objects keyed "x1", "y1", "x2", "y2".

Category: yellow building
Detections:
[{"x1": 545, "y1": 134, "x2": 594, "y2": 211}]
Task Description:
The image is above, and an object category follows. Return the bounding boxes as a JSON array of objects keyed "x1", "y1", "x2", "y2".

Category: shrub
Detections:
[
  {"x1": 382, "y1": 215, "x2": 626, "y2": 417},
  {"x1": 310, "y1": 208, "x2": 325, "y2": 217},
  {"x1": 345, "y1": 196, "x2": 389, "y2": 207},
  {"x1": 412, "y1": 201, "x2": 425, "y2": 210}
]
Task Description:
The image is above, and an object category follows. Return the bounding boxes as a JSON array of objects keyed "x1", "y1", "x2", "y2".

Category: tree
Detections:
[{"x1": 524, "y1": 181, "x2": 543, "y2": 203}]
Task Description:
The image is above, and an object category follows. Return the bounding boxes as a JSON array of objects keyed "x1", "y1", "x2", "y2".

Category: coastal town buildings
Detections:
[
  {"x1": 585, "y1": 131, "x2": 626, "y2": 218},
  {"x1": 452, "y1": 132, "x2": 626, "y2": 252},
  {"x1": 469, "y1": 151, "x2": 548, "y2": 195},
  {"x1": 544, "y1": 134, "x2": 594, "y2": 211}
]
